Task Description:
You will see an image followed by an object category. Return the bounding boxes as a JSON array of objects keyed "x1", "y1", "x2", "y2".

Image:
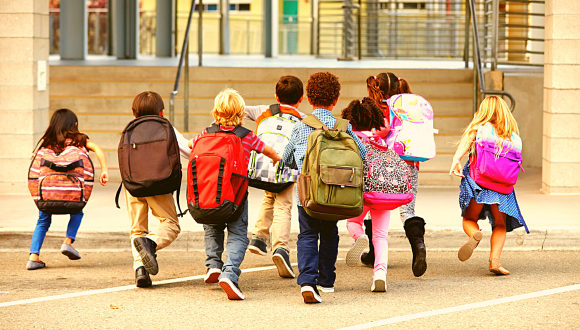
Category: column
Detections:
[
  {"x1": 219, "y1": 0, "x2": 230, "y2": 55},
  {"x1": 60, "y1": 0, "x2": 87, "y2": 60},
  {"x1": 116, "y1": 0, "x2": 139, "y2": 59},
  {"x1": 264, "y1": 0, "x2": 279, "y2": 58},
  {"x1": 0, "y1": 1, "x2": 49, "y2": 194},
  {"x1": 542, "y1": 0, "x2": 580, "y2": 194},
  {"x1": 156, "y1": 0, "x2": 175, "y2": 57}
]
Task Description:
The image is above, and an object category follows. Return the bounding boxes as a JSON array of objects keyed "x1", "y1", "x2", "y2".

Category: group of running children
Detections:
[{"x1": 26, "y1": 71, "x2": 528, "y2": 304}]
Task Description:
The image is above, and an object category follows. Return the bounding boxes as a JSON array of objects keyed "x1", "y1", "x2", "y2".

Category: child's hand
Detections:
[
  {"x1": 99, "y1": 171, "x2": 109, "y2": 186},
  {"x1": 272, "y1": 154, "x2": 282, "y2": 167},
  {"x1": 449, "y1": 159, "x2": 464, "y2": 178},
  {"x1": 188, "y1": 139, "x2": 193, "y2": 149}
]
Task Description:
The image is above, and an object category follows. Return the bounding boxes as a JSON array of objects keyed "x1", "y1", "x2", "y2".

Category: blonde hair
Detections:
[
  {"x1": 211, "y1": 88, "x2": 246, "y2": 126},
  {"x1": 459, "y1": 96, "x2": 519, "y2": 154}
]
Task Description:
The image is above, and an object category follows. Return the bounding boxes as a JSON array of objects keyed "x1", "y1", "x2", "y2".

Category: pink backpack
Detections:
[
  {"x1": 469, "y1": 127, "x2": 524, "y2": 194},
  {"x1": 28, "y1": 145, "x2": 95, "y2": 214},
  {"x1": 357, "y1": 132, "x2": 413, "y2": 210}
]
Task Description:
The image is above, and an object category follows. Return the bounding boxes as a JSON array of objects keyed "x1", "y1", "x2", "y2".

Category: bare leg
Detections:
[
  {"x1": 489, "y1": 205, "x2": 507, "y2": 259},
  {"x1": 63, "y1": 238, "x2": 73, "y2": 245},
  {"x1": 458, "y1": 199, "x2": 484, "y2": 261},
  {"x1": 29, "y1": 253, "x2": 40, "y2": 262},
  {"x1": 462, "y1": 199, "x2": 483, "y2": 237}
]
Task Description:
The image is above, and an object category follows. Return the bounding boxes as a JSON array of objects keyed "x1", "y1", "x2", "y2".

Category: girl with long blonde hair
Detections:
[{"x1": 450, "y1": 96, "x2": 528, "y2": 276}]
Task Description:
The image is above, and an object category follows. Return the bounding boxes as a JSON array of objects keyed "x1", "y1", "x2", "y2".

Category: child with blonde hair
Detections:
[
  {"x1": 189, "y1": 88, "x2": 281, "y2": 300},
  {"x1": 450, "y1": 96, "x2": 528, "y2": 275}
]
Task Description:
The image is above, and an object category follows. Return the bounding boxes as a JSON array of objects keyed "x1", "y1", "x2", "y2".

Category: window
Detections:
[
  {"x1": 207, "y1": 4, "x2": 218, "y2": 11},
  {"x1": 402, "y1": 2, "x2": 426, "y2": 10},
  {"x1": 238, "y1": 3, "x2": 250, "y2": 11},
  {"x1": 230, "y1": 4, "x2": 236, "y2": 10}
]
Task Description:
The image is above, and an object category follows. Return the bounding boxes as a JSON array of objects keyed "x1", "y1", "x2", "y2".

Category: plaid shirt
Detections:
[{"x1": 282, "y1": 108, "x2": 367, "y2": 206}]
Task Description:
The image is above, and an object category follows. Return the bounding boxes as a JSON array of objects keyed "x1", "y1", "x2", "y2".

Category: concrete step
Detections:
[
  {"x1": 77, "y1": 113, "x2": 470, "y2": 136},
  {"x1": 51, "y1": 96, "x2": 473, "y2": 118},
  {"x1": 50, "y1": 81, "x2": 473, "y2": 101},
  {"x1": 50, "y1": 66, "x2": 474, "y2": 84}
]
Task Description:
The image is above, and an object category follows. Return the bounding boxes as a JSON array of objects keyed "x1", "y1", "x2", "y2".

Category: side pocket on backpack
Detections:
[{"x1": 298, "y1": 174, "x2": 311, "y2": 206}]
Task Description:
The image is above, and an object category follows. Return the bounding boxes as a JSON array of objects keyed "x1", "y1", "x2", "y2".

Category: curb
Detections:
[{"x1": 2, "y1": 229, "x2": 579, "y2": 252}]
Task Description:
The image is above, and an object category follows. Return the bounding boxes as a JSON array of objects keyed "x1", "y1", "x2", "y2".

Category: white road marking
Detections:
[
  {"x1": 0, "y1": 263, "x2": 289, "y2": 308},
  {"x1": 337, "y1": 283, "x2": 580, "y2": 330}
]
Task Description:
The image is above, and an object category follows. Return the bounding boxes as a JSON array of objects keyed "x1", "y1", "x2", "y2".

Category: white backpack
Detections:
[
  {"x1": 248, "y1": 104, "x2": 301, "y2": 193},
  {"x1": 385, "y1": 94, "x2": 438, "y2": 162}
]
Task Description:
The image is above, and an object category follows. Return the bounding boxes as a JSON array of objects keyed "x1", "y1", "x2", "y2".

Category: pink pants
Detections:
[{"x1": 346, "y1": 205, "x2": 391, "y2": 273}]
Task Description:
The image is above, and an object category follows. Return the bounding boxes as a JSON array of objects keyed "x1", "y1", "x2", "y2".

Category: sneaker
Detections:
[
  {"x1": 218, "y1": 277, "x2": 245, "y2": 300},
  {"x1": 61, "y1": 243, "x2": 81, "y2": 260},
  {"x1": 301, "y1": 284, "x2": 322, "y2": 303},
  {"x1": 318, "y1": 285, "x2": 334, "y2": 293},
  {"x1": 135, "y1": 266, "x2": 152, "y2": 288},
  {"x1": 248, "y1": 237, "x2": 267, "y2": 256},
  {"x1": 371, "y1": 269, "x2": 387, "y2": 292},
  {"x1": 346, "y1": 234, "x2": 369, "y2": 267},
  {"x1": 204, "y1": 268, "x2": 222, "y2": 284},
  {"x1": 133, "y1": 237, "x2": 159, "y2": 275},
  {"x1": 272, "y1": 248, "x2": 295, "y2": 278}
]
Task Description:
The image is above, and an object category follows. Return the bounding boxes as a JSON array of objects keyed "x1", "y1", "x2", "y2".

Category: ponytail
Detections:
[{"x1": 398, "y1": 77, "x2": 412, "y2": 94}]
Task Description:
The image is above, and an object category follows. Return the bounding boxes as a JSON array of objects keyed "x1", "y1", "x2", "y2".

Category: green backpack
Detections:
[{"x1": 297, "y1": 115, "x2": 364, "y2": 221}]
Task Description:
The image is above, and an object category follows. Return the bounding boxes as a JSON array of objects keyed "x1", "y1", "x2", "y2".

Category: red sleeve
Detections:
[
  {"x1": 245, "y1": 131, "x2": 265, "y2": 153},
  {"x1": 194, "y1": 129, "x2": 207, "y2": 143}
]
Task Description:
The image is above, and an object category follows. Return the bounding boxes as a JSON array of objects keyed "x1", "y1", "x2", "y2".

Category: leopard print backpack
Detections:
[{"x1": 359, "y1": 133, "x2": 413, "y2": 210}]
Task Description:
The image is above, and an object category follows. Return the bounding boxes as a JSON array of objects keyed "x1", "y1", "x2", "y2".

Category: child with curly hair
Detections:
[{"x1": 283, "y1": 72, "x2": 366, "y2": 303}]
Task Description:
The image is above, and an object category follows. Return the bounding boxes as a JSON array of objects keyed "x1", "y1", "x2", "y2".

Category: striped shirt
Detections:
[
  {"x1": 195, "y1": 125, "x2": 265, "y2": 163},
  {"x1": 282, "y1": 108, "x2": 367, "y2": 206}
]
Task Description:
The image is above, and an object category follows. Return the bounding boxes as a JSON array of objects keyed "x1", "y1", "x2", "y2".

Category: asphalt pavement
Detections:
[{"x1": 0, "y1": 250, "x2": 579, "y2": 329}]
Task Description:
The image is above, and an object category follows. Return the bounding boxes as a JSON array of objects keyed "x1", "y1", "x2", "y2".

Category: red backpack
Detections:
[{"x1": 187, "y1": 124, "x2": 250, "y2": 224}]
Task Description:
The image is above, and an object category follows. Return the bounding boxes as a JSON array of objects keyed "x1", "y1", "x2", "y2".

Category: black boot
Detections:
[
  {"x1": 404, "y1": 217, "x2": 427, "y2": 277},
  {"x1": 360, "y1": 219, "x2": 375, "y2": 266}
]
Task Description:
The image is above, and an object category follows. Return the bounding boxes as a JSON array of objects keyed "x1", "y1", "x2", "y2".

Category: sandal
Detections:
[
  {"x1": 489, "y1": 258, "x2": 510, "y2": 275},
  {"x1": 458, "y1": 230, "x2": 483, "y2": 262}
]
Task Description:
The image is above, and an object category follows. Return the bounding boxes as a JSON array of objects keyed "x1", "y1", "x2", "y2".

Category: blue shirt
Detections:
[{"x1": 282, "y1": 108, "x2": 367, "y2": 206}]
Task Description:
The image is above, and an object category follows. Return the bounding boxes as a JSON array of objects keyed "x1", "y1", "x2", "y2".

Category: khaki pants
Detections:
[
  {"x1": 125, "y1": 188, "x2": 181, "y2": 270},
  {"x1": 251, "y1": 184, "x2": 294, "y2": 252}
]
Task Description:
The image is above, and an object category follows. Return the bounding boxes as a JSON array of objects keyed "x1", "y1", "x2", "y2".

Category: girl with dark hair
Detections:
[
  {"x1": 27, "y1": 109, "x2": 108, "y2": 270},
  {"x1": 341, "y1": 98, "x2": 393, "y2": 292},
  {"x1": 362, "y1": 73, "x2": 428, "y2": 279}
]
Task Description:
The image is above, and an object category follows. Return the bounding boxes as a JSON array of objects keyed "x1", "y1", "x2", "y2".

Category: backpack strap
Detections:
[
  {"x1": 206, "y1": 123, "x2": 221, "y2": 134},
  {"x1": 115, "y1": 183, "x2": 123, "y2": 209},
  {"x1": 232, "y1": 126, "x2": 251, "y2": 139},
  {"x1": 333, "y1": 118, "x2": 349, "y2": 132},
  {"x1": 175, "y1": 186, "x2": 187, "y2": 217},
  {"x1": 269, "y1": 104, "x2": 281, "y2": 116},
  {"x1": 302, "y1": 116, "x2": 329, "y2": 131}
]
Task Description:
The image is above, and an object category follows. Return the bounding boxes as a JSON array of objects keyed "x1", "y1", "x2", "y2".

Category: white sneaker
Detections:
[
  {"x1": 371, "y1": 269, "x2": 387, "y2": 292},
  {"x1": 346, "y1": 234, "x2": 369, "y2": 267},
  {"x1": 204, "y1": 268, "x2": 221, "y2": 284},
  {"x1": 318, "y1": 285, "x2": 334, "y2": 293},
  {"x1": 301, "y1": 285, "x2": 322, "y2": 303}
]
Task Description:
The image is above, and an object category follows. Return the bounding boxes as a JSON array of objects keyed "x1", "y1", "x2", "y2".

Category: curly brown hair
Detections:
[
  {"x1": 306, "y1": 72, "x2": 341, "y2": 107},
  {"x1": 341, "y1": 97, "x2": 385, "y2": 132}
]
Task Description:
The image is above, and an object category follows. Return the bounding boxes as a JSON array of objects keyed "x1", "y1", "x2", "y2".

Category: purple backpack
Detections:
[
  {"x1": 470, "y1": 140, "x2": 524, "y2": 195},
  {"x1": 357, "y1": 132, "x2": 413, "y2": 210}
]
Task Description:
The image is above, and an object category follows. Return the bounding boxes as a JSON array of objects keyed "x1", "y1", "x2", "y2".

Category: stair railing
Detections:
[
  {"x1": 169, "y1": 0, "x2": 198, "y2": 131},
  {"x1": 467, "y1": 0, "x2": 516, "y2": 112}
]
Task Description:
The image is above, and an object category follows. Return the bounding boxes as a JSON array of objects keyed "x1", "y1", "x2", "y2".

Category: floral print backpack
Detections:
[{"x1": 356, "y1": 132, "x2": 413, "y2": 210}]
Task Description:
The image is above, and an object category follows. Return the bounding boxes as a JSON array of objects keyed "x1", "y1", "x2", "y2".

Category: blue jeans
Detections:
[
  {"x1": 29, "y1": 210, "x2": 84, "y2": 255},
  {"x1": 203, "y1": 200, "x2": 249, "y2": 284},
  {"x1": 296, "y1": 206, "x2": 339, "y2": 287}
]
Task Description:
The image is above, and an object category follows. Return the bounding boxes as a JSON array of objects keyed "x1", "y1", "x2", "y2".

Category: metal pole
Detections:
[
  {"x1": 198, "y1": 0, "x2": 203, "y2": 66},
  {"x1": 219, "y1": 0, "x2": 230, "y2": 54},
  {"x1": 463, "y1": 0, "x2": 470, "y2": 68},
  {"x1": 184, "y1": 41, "x2": 189, "y2": 132},
  {"x1": 246, "y1": 18, "x2": 250, "y2": 55},
  {"x1": 311, "y1": 0, "x2": 318, "y2": 55},
  {"x1": 471, "y1": 1, "x2": 478, "y2": 114},
  {"x1": 357, "y1": 0, "x2": 362, "y2": 59},
  {"x1": 491, "y1": 0, "x2": 498, "y2": 70}
]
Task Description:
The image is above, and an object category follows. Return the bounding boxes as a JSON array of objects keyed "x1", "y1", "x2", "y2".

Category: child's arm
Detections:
[
  {"x1": 262, "y1": 145, "x2": 281, "y2": 167},
  {"x1": 449, "y1": 130, "x2": 477, "y2": 178},
  {"x1": 86, "y1": 141, "x2": 108, "y2": 186},
  {"x1": 282, "y1": 125, "x2": 298, "y2": 168},
  {"x1": 345, "y1": 123, "x2": 367, "y2": 159},
  {"x1": 244, "y1": 105, "x2": 268, "y2": 122}
]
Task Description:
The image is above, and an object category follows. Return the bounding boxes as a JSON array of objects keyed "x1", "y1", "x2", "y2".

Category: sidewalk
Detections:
[{"x1": 2, "y1": 168, "x2": 579, "y2": 251}]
